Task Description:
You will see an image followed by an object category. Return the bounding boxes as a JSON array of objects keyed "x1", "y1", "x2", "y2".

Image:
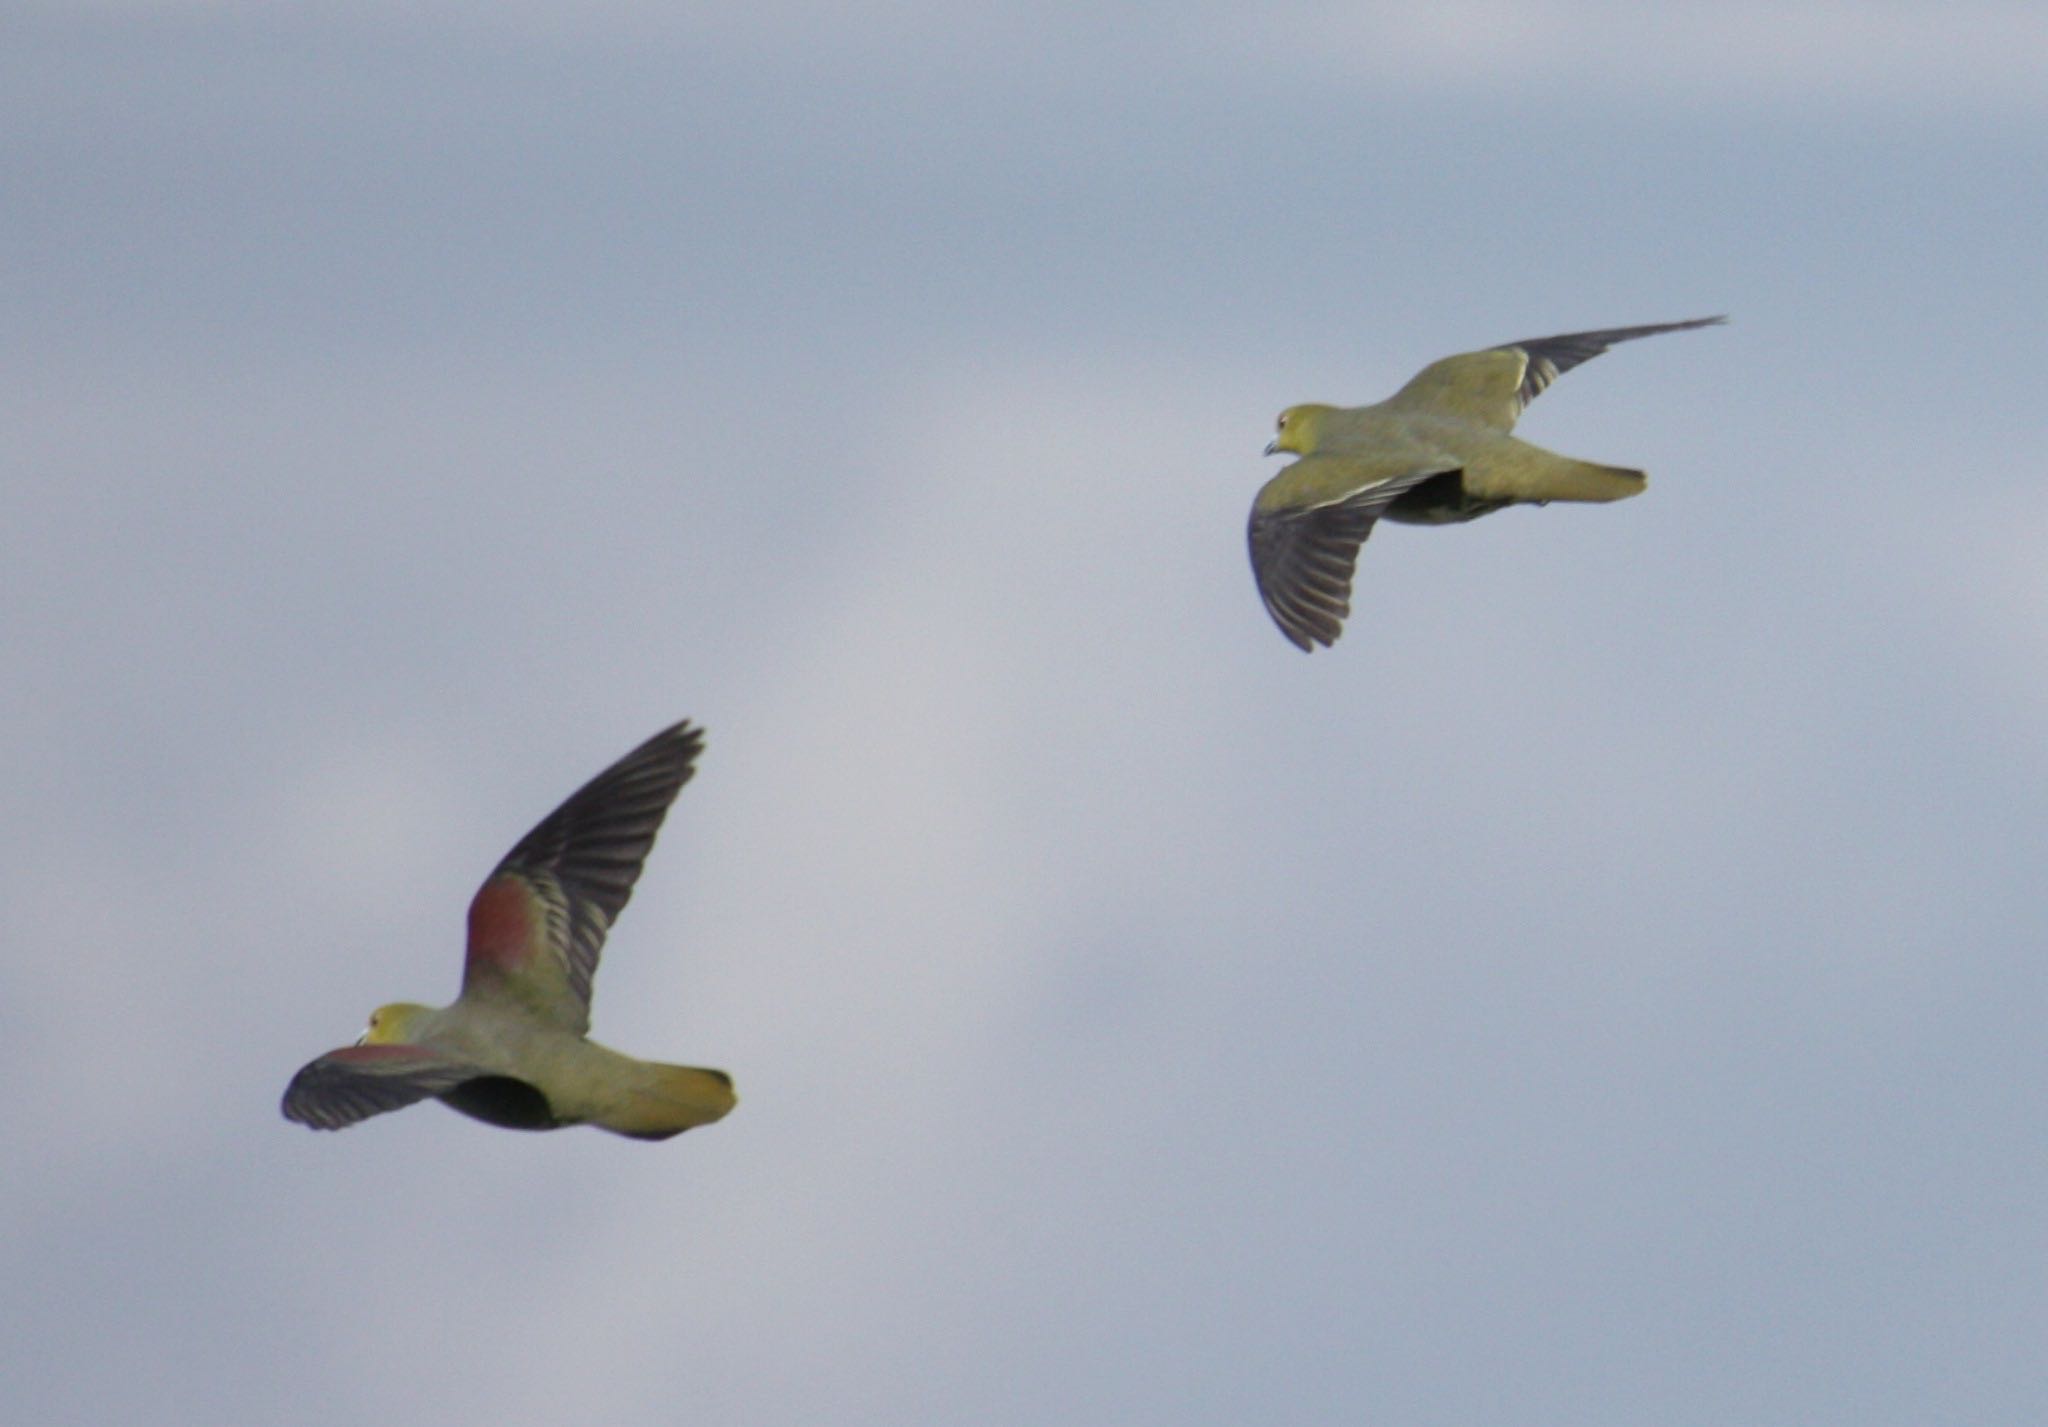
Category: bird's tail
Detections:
[
  {"x1": 598, "y1": 1062, "x2": 738, "y2": 1141},
  {"x1": 1536, "y1": 458, "x2": 1647, "y2": 503},
  {"x1": 1467, "y1": 445, "x2": 1648, "y2": 506}
]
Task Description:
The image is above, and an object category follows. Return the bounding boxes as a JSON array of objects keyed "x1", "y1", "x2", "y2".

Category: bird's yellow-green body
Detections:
[
  {"x1": 1248, "y1": 318, "x2": 1722, "y2": 650},
  {"x1": 361, "y1": 1000, "x2": 735, "y2": 1139},
  {"x1": 1260, "y1": 401, "x2": 1645, "y2": 526}
]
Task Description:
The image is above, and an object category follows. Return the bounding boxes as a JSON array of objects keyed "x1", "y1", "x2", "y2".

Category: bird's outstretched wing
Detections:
[
  {"x1": 281, "y1": 1043, "x2": 484, "y2": 1131},
  {"x1": 460, "y1": 722, "x2": 703, "y2": 1032},
  {"x1": 1249, "y1": 463, "x2": 1450, "y2": 651},
  {"x1": 1501, "y1": 317, "x2": 1725, "y2": 416},
  {"x1": 1386, "y1": 317, "x2": 1724, "y2": 432}
]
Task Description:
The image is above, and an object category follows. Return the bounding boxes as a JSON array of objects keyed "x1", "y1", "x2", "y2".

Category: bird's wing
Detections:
[
  {"x1": 1384, "y1": 317, "x2": 1725, "y2": 432},
  {"x1": 1248, "y1": 461, "x2": 1452, "y2": 651},
  {"x1": 459, "y1": 721, "x2": 703, "y2": 1033},
  {"x1": 281, "y1": 1043, "x2": 484, "y2": 1131}
]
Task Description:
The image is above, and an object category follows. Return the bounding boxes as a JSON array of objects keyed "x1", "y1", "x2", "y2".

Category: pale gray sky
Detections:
[{"x1": 6, "y1": 4, "x2": 2046, "y2": 1424}]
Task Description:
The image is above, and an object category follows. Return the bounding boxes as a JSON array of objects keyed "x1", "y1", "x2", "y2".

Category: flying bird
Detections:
[
  {"x1": 1248, "y1": 317, "x2": 1724, "y2": 651},
  {"x1": 282, "y1": 720, "x2": 737, "y2": 1140}
]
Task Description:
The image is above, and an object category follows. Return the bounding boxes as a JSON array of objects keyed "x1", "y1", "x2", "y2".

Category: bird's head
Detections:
[
  {"x1": 1265, "y1": 403, "x2": 1332, "y2": 457},
  {"x1": 358, "y1": 1002, "x2": 431, "y2": 1046}
]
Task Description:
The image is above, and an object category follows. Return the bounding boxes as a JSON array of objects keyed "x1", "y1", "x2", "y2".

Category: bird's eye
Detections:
[{"x1": 1276, "y1": 413, "x2": 1289, "y2": 430}]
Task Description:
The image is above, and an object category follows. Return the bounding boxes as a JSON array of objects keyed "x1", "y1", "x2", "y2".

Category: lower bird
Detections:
[
  {"x1": 1248, "y1": 317, "x2": 1724, "y2": 651},
  {"x1": 282, "y1": 720, "x2": 737, "y2": 1140}
]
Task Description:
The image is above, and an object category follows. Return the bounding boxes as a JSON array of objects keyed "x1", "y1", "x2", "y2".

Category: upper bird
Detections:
[
  {"x1": 282, "y1": 720, "x2": 737, "y2": 1140},
  {"x1": 1248, "y1": 317, "x2": 1724, "y2": 651}
]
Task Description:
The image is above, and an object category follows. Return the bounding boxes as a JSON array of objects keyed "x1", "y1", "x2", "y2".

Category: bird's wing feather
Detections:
[
  {"x1": 280, "y1": 1043, "x2": 484, "y2": 1131},
  {"x1": 459, "y1": 722, "x2": 703, "y2": 1033},
  {"x1": 1384, "y1": 317, "x2": 1724, "y2": 431},
  {"x1": 1248, "y1": 461, "x2": 1452, "y2": 651}
]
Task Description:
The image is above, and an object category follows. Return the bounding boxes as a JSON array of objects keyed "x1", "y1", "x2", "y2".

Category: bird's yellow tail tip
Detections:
[
  {"x1": 1554, "y1": 460, "x2": 1647, "y2": 503},
  {"x1": 603, "y1": 1064, "x2": 737, "y2": 1142}
]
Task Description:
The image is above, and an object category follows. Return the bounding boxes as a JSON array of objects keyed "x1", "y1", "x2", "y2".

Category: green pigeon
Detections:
[
  {"x1": 282, "y1": 721, "x2": 736, "y2": 1140},
  {"x1": 1249, "y1": 317, "x2": 1724, "y2": 651}
]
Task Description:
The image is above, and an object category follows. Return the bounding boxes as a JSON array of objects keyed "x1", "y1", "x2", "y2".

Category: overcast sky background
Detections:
[{"x1": 6, "y1": 3, "x2": 2047, "y2": 1423}]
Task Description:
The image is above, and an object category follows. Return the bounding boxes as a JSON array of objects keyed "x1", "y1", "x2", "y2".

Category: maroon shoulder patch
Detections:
[{"x1": 465, "y1": 875, "x2": 537, "y2": 974}]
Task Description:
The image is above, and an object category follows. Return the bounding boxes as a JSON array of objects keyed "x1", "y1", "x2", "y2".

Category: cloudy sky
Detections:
[{"x1": 7, "y1": 3, "x2": 2046, "y2": 1423}]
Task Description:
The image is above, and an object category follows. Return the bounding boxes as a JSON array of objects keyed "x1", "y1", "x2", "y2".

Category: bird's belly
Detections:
[{"x1": 1380, "y1": 471, "x2": 1509, "y2": 525}]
